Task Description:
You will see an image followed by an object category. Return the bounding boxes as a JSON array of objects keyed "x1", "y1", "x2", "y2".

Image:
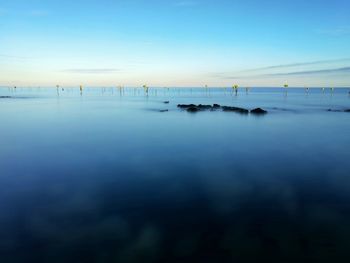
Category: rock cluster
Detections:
[
  {"x1": 327, "y1": 109, "x2": 350, "y2": 112},
  {"x1": 177, "y1": 104, "x2": 267, "y2": 114}
]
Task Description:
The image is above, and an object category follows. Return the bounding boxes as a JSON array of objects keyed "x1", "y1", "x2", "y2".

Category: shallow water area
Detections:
[{"x1": 0, "y1": 87, "x2": 350, "y2": 263}]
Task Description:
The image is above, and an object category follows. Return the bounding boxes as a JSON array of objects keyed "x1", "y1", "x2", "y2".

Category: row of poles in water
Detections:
[{"x1": 7, "y1": 84, "x2": 343, "y2": 96}]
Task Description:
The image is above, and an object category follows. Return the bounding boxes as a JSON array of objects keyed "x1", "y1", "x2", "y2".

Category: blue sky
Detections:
[{"x1": 1, "y1": 0, "x2": 350, "y2": 87}]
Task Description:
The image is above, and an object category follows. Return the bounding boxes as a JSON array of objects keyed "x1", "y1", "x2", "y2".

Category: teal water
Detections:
[{"x1": 0, "y1": 87, "x2": 350, "y2": 263}]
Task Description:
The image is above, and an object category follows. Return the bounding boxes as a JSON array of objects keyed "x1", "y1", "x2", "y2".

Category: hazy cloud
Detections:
[
  {"x1": 0, "y1": 8, "x2": 7, "y2": 16},
  {"x1": 0, "y1": 54, "x2": 29, "y2": 60},
  {"x1": 62, "y1": 69, "x2": 120, "y2": 74},
  {"x1": 317, "y1": 27, "x2": 350, "y2": 37}
]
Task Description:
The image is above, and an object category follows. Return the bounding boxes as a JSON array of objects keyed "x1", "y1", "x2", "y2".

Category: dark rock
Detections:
[
  {"x1": 327, "y1": 109, "x2": 343, "y2": 112},
  {"x1": 163, "y1": 101, "x2": 169, "y2": 104},
  {"x1": 178, "y1": 103, "x2": 268, "y2": 115},
  {"x1": 178, "y1": 104, "x2": 213, "y2": 111},
  {"x1": 345, "y1": 109, "x2": 350, "y2": 112},
  {"x1": 251, "y1": 108, "x2": 267, "y2": 114},
  {"x1": 187, "y1": 107, "x2": 199, "y2": 112},
  {"x1": 0, "y1": 96, "x2": 11, "y2": 99},
  {"x1": 177, "y1": 104, "x2": 196, "y2": 108},
  {"x1": 222, "y1": 106, "x2": 249, "y2": 114},
  {"x1": 159, "y1": 109, "x2": 169, "y2": 112},
  {"x1": 197, "y1": 104, "x2": 212, "y2": 109}
]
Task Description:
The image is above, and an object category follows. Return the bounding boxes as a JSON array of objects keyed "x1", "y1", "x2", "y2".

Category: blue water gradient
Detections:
[{"x1": 0, "y1": 87, "x2": 350, "y2": 262}]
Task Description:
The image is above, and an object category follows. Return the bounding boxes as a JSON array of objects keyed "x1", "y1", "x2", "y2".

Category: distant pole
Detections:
[
  {"x1": 233, "y1": 84, "x2": 238, "y2": 96},
  {"x1": 284, "y1": 83, "x2": 288, "y2": 95},
  {"x1": 143, "y1": 84, "x2": 149, "y2": 96},
  {"x1": 57, "y1": 84, "x2": 64, "y2": 91}
]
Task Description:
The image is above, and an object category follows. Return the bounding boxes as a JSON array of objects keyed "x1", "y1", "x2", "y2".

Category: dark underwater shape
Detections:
[
  {"x1": 327, "y1": 109, "x2": 350, "y2": 112},
  {"x1": 197, "y1": 104, "x2": 213, "y2": 109},
  {"x1": 222, "y1": 106, "x2": 249, "y2": 114},
  {"x1": 177, "y1": 104, "x2": 252, "y2": 114},
  {"x1": 251, "y1": 108, "x2": 268, "y2": 114},
  {"x1": 187, "y1": 106, "x2": 199, "y2": 112},
  {"x1": 177, "y1": 104, "x2": 196, "y2": 108}
]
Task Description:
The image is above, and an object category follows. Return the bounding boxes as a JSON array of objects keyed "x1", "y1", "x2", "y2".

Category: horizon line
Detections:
[{"x1": 1, "y1": 85, "x2": 349, "y2": 89}]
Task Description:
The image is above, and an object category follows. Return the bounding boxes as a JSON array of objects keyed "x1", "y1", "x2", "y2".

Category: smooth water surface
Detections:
[{"x1": 1, "y1": 87, "x2": 350, "y2": 263}]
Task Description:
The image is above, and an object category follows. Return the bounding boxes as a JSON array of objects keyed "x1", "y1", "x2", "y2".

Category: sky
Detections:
[{"x1": 0, "y1": 0, "x2": 350, "y2": 87}]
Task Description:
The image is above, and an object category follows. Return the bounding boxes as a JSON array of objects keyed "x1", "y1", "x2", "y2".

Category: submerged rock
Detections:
[
  {"x1": 0, "y1": 96, "x2": 11, "y2": 99},
  {"x1": 178, "y1": 104, "x2": 196, "y2": 109},
  {"x1": 251, "y1": 108, "x2": 268, "y2": 114},
  {"x1": 178, "y1": 104, "x2": 214, "y2": 112},
  {"x1": 222, "y1": 106, "x2": 249, "y2": 114},
  {"x1": 178, "y1": 103, "x2": 266, "y2": 115},
  {"x1": 159, "y1": 109, "x2": 169, "y2": 112},
  {"x1": 197, "y1": 104, "x2": 212, "y2": 109},
  {"x1": 163, "y1": 101, "x2": 170, "y2": 104},
  {"x1": 327, "y1": 109, "x2": 350, "y2": 112},
  {"x1": 187, "y1": 106, "x2": 199, "y2": 112}
]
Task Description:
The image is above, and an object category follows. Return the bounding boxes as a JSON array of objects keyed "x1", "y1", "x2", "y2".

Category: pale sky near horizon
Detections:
[{"x1": 1, "y1": 0, "x2": 350, "y2": 87}]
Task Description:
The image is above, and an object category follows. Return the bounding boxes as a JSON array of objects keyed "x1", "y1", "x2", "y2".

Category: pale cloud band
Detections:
[
  {"x1": 238, "y1": 58, "x2": 350, "y2": 73},
  {"x1": 269, "y1": 67, "x2": 350, "y2": 76},
  {"x1": 213, "y1": 58, "x2": 350, "y2": 80},
  {"x1": 62, "y1": 69, "x2": 120, "y2": 74}
]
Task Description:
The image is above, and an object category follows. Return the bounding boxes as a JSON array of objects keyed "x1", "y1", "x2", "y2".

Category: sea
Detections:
[{"x1": 0, "y1": 87, "x2": 350, "y2": 262}]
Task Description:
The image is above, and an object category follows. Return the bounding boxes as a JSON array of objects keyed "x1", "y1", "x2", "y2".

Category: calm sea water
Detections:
[{"x1": 1, "y1": 87, "x2": 350, "y2": 263}]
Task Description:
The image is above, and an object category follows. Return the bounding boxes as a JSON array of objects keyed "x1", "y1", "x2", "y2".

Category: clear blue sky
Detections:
[{"x1": 1, "y1": 0, "x2": 350, "y2": 87}]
